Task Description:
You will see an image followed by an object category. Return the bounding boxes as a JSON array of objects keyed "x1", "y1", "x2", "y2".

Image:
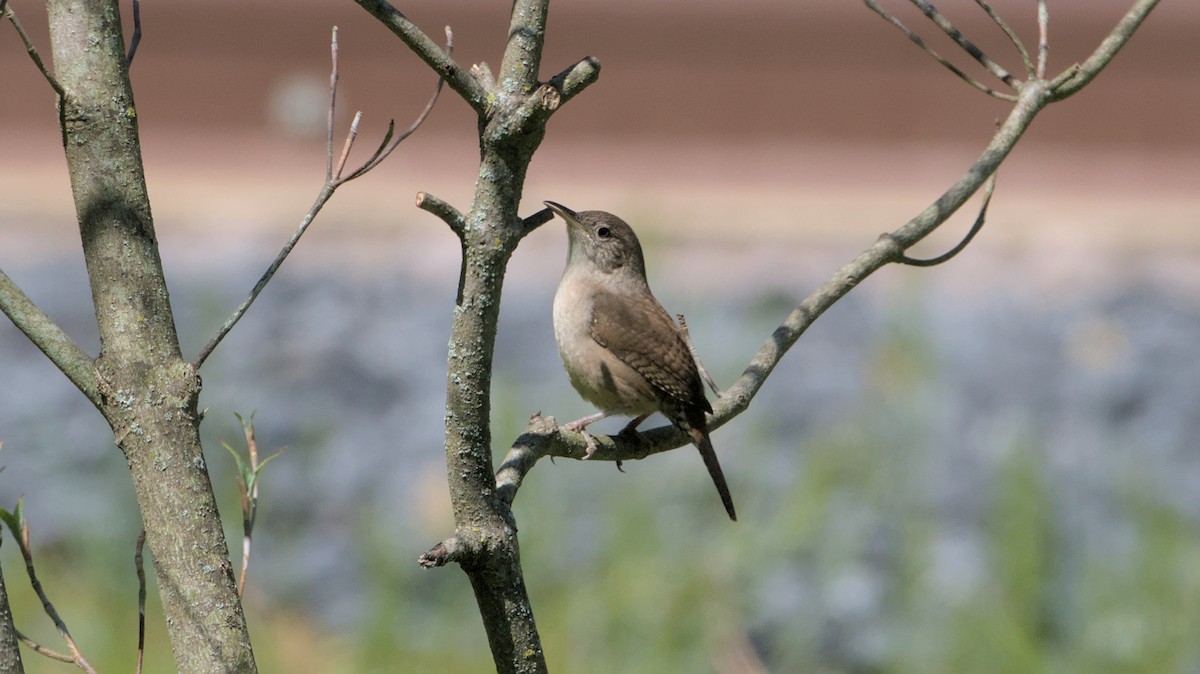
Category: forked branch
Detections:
[{"x1": 193, "y1": 26, "x2": 449, "y2": 369}]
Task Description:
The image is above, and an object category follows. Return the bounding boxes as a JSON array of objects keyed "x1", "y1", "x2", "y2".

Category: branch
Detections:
[
  {"x1": 0, "y1": 505, "x2": 96, "y2": 673},
  {"x1": 547, "y1": 55, "x2": 602, "y2": 107},
  {"x1": 974, "y1": 0, "x2": 1033, "y2": 78},
  {"x1": 193, "y1": 25, "x2": 448, "y2": 369},
  {"x1": 125, "y1": 0, "x2": 141, "y2": 66},
  {"x1": 134, "y1": 528, "x2": 146, "y2": 674},
  {"x1": 910, "y1": 0, "x2": 1015, "y2": 87},
  {"x1": 864, "y1": 0, "x2": 1017, "y2": 101},
  {"x1": 1049, "y1": 0, "x2": 1159, "y2": 100},
  {"x1": 498, "y1": 0, "x2": 549, "y2": 96},
  {"x1": 896, "y1": 171, "x2": 996, "y2": 267},
  {"x1": 1037, "y1": 0, "x2": 1049, "y2": 79},
  {"x1": 0, "y1": 268, "x2": 100, "y2": 406},
  {"x1": 354, "y1": 0, "x2": 486, "y2": 111},
  {"x1": 521, "y1": 206, "x2": 554, "y2": 235},
  {"x1": 2, "y1": 2, "x2": 65, "y2": 97},
  {"x1": 416, "y1": 191, "x2": 466, "y2": 237}
]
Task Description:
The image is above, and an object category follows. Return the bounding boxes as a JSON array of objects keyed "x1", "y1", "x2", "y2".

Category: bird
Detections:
[{"x1": 545, "y1": 200, "x2": 736, "y2": 521}]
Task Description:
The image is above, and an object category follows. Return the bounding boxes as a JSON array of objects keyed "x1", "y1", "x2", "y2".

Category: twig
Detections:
[
  {"x1": 193, "y1": 25, "x2": 450, "y2": 369},
  {"x1": 863, "y1": 0, "x2": 1017, "y2": 101},
  {"x1": 353, "y1": 0, "x2": 486, "y2": 111},
  {"x1": 341, "y1": 26, "x2": 450, "y2": 181},
  {"x1": 326, "y1": 26, "x2": 340, "y2": 181},
  {"x1": 3, "y1": 2, "x2": 65, "y2": 97},
  {"x1": 676, "y1": 314, "x2": 722, "y2": 397},
  {"x1": 125, "y1": 0, "x2": 142, "y2": 66},
  {"x1": 0, "y1": 268, "x2": 100, "y2": 406},
  {"x1": 896, "y1": 171, "x2": 996, "y2": 267},
  {"x1": 15, "y1": 631, "x2": 74, "y2": 663},
  {"x1": 546, "y1": 55, "x2": 602, "y2": 105},
  {"x1": 135, "y1": 528, "x2": 146, "y2": 674},
  {"x1": 521, "y1": 206, "x2": 554, "y2": 234},
  {"x1": 910, "y1": 0, "x2": 1015, "y2": 87},
  {"x1": 1049, "y1": 0, "x2": 1159, "y2": 99},
  {"x1": 418, "y1": 536, "x2": 468, "y2": 568},
  {"x1": 973, "y1": 0, "x2": 1033, "y2": 77},
  {"x1": 416, "y1": 192, "x2": 466, "y2": 237},
  {"x1": 1037, "y1": 0, "x2": 1049, "y2": 79},
  {"x1": 0, "y1": 509, "x2": 96, "y2": 673}
]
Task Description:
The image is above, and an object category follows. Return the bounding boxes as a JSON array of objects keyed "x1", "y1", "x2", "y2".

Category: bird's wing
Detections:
[{"x1": 588, "y1": 287, "x2": 711, "y2": 416}]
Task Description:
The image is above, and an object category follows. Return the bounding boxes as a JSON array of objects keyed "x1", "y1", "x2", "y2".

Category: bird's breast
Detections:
[{"x1": 553, "y1": 270, "x2": 658, "y2": 415}]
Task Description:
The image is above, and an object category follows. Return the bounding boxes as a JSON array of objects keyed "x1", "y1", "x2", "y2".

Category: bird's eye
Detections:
[{"x1": 596, "y1": 226, "x2": 611, "y2": 238}]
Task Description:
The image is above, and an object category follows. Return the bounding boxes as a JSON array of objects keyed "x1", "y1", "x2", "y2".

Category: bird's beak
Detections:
[{"x1": 544, "y1": 201, "x2": 586, "y2": 235}]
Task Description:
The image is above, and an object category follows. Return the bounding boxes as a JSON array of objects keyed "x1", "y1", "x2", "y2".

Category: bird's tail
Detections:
[{"x1": 688, "y1": 426, "x2": 737, "y2": 521}]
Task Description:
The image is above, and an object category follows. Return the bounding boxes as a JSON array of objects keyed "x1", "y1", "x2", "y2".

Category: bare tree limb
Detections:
[
  {"x1": 125, "y1": 0, "x2": 141, "y2": 66},
  {"x1": 15, "y1": 631, "x2": 73, "y2": 663},
  {"x1": 134, "y1": 528, "x2": 146, "y2": 674},
  {"x1": 193, "y1": 26, "x2": 448, "y2": 369},
  {"x1": 547, "y1": 56, "x2": 602, "y2": 103},
  {"x1": 863, "y1": 0, "x2": 1017, "y2": 101},
  {"x1": 0, "y1": 269, "x2": 100, "y2": 406},
  {"x1": 521, "y1": 206, "x2": 554, "y2": 234},
  {"x1": 2, "y1": 2, "x2": 65, "y2": 96},
  {"x1": 497, "y1": 0, "x2": 549, "y2": 96},
  {"x1": 0, "y1": 509, "x2": 95, "y2": 673},
  {"x1": 974, "y1": 0, "x2": 1033, "y2": 77},
  {"x1": 353, "y1": 0, "x2": 486, "y2": 111},
  {"x1": 0, "y1": 531, "x2": 24, "y2": 673},
  {"x1": 1037, "y1": 0, "x2": 1049, "y2": 79},
  {"x1": 896, "y1": 172, "x2": 996, "y2": 267},
  {"x1": 910, "y1": 0, "x2": 1015, "y2": 87},
  {"x1": 1048, "y1": 0, "x2": 1159, "y2": 100},
  {"x1": 416, "y1": 192, "x2": 466, "y2": 237}
]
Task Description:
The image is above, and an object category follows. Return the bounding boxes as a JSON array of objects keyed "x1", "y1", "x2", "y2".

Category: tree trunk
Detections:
[{"x1": 45, "y1": 1, "x2": 255, "y2": 671}]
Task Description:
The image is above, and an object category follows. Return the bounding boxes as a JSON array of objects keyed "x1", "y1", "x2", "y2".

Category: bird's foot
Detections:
[
  {"x1": 580, "y1": 430, "x2": 600, "y2": 459},
  {"x1": 561, "y1": 419, "x2": 601, "y2": 459}
]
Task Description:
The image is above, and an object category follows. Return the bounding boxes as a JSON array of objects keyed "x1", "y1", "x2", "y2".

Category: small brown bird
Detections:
[{"x1": 546, "y1": 201, "x2": 736, "y2": 521}]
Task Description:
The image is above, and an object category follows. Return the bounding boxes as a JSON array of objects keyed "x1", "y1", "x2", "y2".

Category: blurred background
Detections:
[{"x1": 2, "y1": 0, "x2": 1199, "y2": 671}]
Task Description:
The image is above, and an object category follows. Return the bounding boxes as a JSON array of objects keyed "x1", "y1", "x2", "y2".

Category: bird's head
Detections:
[{"x1": 544, "y1": 201, "x2": 647, "y2": 278}]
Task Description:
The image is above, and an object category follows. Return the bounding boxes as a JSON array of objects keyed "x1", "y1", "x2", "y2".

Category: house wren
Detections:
[{"x1": 545, "y1": 201, "x2": 736, "y2": 521}]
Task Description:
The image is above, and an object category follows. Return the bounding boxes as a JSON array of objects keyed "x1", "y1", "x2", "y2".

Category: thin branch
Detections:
[
  {"x1": 193, "y1": 26, "x2": 449, "y2": 369},
  {"x1": 342, "y1": 25, "x2": 450, "y2": 181},
  {"x1": 1037, "y1": 0, "x2": 1049, "y2": 79},
  {"x1": 1049, "y1": 0, "x2": 1158, "y2": 99},
  {"x1": 676, "y1": 314, "x2": 722, "y2": 397},
  {"x1": 521, "y1": 206, "x2": 554, "y2": 235},
  {"x1": 15, "y1": 631, "x2": 74, "y2": 663},
  {"x1": 863, "y1": 0, "x2": 1018, "y2": 101},
  {"x1": 8, "y1": 519, "x2": 96, "y2": 673},
  {"x1": 416, "y1": 192, "x2": 466, "y2": 237},
  {"x1": 3, "y1": 2, "x2": 65, "y2": 97},
  {"x1": 546, "y1": 55, "x2": 602, "y2": 107},
  {"x1": 973, "y1": 0, "x2": 1033, "y2": 77},
  {"x1": 125, "y1": 0, "x2": 141, "y2": 66},
  {"x1": 191, "y1": 182, "x2": 336, "y2": 369},
  {"x1": 910, "y1": 0, "x2": 1015, "y2": 87},
  {"x1": 353, "y1": 0, "x2": 486, "y2": 111},
  {"x1": 326, "y1": 26, "x2": 340, "y2": 181},
  {"x1": 0, "y1": 268, "x2": 100, "y2": 406},
  {"x1": 134, "y1": 528, "x2": 146, "y2": 674},
  {"x1": 896, "y1": 171, "x2": 996, "y2": 267},
  {"x1": 418, "y1": 536, "x2": 469, "y2": 569}
]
